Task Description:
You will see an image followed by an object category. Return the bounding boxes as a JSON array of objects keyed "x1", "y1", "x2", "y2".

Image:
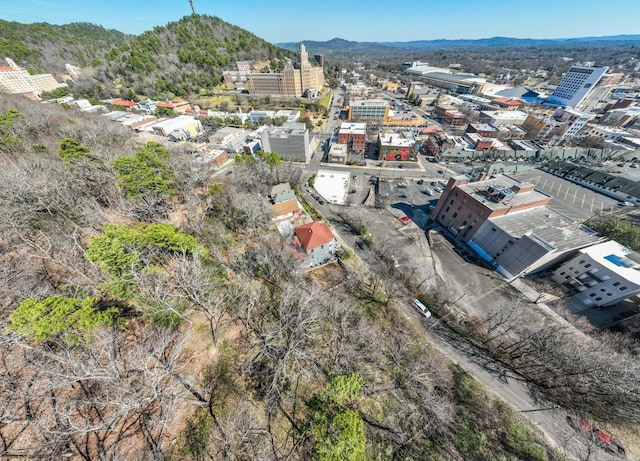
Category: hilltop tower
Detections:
[{"x1": 300, "y1": 43, "x2": 309, "y2": 68}]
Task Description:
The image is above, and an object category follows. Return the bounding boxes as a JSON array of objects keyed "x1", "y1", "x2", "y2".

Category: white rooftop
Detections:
[
  {"x1": 579, "y1": 241, "x2": 640, "y2": 285},
  {"x1": 339, "y1": 122, "x2": 366, "y2": 134},
  {"x1": 379, "y1": 131, "x2": 414, "y2": 147},
  {"x1": 481, "y1": 110, "x2": 529, "y2": 120},
  {"x1": 314, "y1": 169, "x2": 350, "y2": 205}
]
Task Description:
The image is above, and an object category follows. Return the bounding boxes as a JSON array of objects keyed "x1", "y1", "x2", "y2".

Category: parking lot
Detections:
[
  {"x1": 375, "y1": 176, "x2": 444, "y2": 216},
  {"x1": 512, "y1": 169, "x2": 621, "y2": 221}
]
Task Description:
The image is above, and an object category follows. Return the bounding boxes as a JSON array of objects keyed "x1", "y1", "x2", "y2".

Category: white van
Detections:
[{"x1": 413, "y1": 299, "x2": 432, "y2": 318}]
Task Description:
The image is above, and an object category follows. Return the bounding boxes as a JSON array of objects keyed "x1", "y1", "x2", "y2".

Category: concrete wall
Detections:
[{"x1": 436, "y1": 147, "x2": 640, "y2": 163}]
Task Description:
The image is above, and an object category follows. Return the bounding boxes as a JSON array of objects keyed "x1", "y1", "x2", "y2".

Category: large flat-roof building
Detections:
[
  {"x1": 479, "y1": 110, "x2": 529, "y2": 126},
  {"x1": 551, "y1": 241, "x2": 640, "y2": 307},
  {"x1": 247, "y1": 43, "x2": 324, "y2": 97},
  {"x1": 261, "y1": 122, "x2": 310, "y2": 163},
  {"x1": 247, "y1": 110, "x2": 276, "y2": 124},
  {"x1": 377, "y1": 131, "x2": 416, "y2": 161},
  {"x1": 405, "y1": 64, "x2": 485, "y2": 94},
  {"x1": 547, "y1": 65, "x2": 609, "y2": 107},
  {"x1": 348, "y1": 99, "x2": 390, "y2": 121},
  {"x1": 434, "y1": 175, "x2": 602, "y2": 279},
  {"x1": 150, "y1": 115, "x2": 204, "y2": 140},
  {"x1": 0, "y1": 57, "x2": 67, "y2": 96}
]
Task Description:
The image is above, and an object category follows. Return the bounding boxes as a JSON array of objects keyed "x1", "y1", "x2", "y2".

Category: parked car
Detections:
[
  {"x1": 424, "y1": 189, "x2": 434, "y2": 196},
  {"x1": 397, "y1": 182, "x2": 407, "y2": 188},
  {"x1": 431, "y1": 181, "x2": 437, "y2": 186},
  {"x1": 433, "y1": 187, "x2": 443, "y2": 193},
  {"x1": 417, "y1": 179, "x2": 424, "y2": 185},
  {"x1": 413, "y1": 299, "x2": 432, "y2": 318}
]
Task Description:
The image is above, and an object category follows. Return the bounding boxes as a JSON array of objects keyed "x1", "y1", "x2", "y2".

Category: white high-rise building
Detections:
[{"x1": 547, "y1": 65, "x2": 608, "y2": 107}]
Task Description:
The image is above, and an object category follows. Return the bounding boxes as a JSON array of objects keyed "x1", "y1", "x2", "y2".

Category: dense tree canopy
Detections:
[
  {"x1": 7, "y1": 296, "x2": 120, "y2": 343},
  {"x1": 586, "y1": 217, "x2": 640, "y2": 253},
  {"x1": 112, "y1": 142, "x2": 178, "y2": 198}
]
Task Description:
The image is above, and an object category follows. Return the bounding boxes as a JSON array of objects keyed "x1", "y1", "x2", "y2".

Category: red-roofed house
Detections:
[
  {"x1": 293, "y1": 221, "x2": 337, "y2": 267},
  {"x1": 112, "y1": 99, "x2": 136, "y2": 108},
  {"x1": 156, "y1": 98, "x2": 191, "y2": 113},
  {"x1": 492, "y1": 97, "x2": 523, "y2": 111}
]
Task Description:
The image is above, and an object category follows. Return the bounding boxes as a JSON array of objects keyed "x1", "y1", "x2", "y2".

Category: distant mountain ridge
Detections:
[{"x1": 278, "y1": 34, "x2": 640, "y2": 52}]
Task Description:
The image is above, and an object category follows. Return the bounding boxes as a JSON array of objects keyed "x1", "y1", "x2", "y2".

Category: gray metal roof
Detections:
[{"x1": 490, "y1": 207, "x2": 601, "y2": 251}]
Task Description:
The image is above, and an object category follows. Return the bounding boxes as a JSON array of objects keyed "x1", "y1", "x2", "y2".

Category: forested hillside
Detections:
[
  {"x1": 0, "y1": 94, "x2": 559, "y2": 459},
  {"x1": 0, "y1": 20, "x2": 128, "y2": 72},
  {"x1": 84, "y1": 14, "x2": 291, "y2": 99}
]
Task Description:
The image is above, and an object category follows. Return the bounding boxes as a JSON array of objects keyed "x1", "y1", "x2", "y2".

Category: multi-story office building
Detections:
[
  {"x1": 551, "y1": 241, "x2": 640, "y2": 307},
  {"x1": 337, "y1": 122, "x2": 367, "y2": 153},
  {"x1": 247, "y1": 43, "x2": 324, "y2": 97},
  {"x1": 535, "y1": 108, "x2": 591, "y2": 146},
  {"x1": 348, "y1": 99, "x2": 390, "y2": 121},
  {"x1": 547, "y1": 65, "x2": 608, "y2": 107},
  {"x1": 424, "y1": 134, "x2": 455, "y2": 157},
  {"x1": 261, "y1": 122, "x2": 310, "y2": 163}
]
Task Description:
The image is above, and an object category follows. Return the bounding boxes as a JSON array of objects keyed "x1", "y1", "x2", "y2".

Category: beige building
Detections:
[
  {"x1": 247, "y1": 43, "x2": 323, "y2": 97},
  {"x1": 0, "y1": 57, "x2": 67, "y2": 96},
  {"x1": 328, "y1": 143, "x2": 348, "y2": 164}
]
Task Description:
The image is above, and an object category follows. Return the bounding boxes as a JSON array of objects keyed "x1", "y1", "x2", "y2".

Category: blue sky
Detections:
[{"x1": 2, "y1": 0, "x2": 639, "y2": 43}]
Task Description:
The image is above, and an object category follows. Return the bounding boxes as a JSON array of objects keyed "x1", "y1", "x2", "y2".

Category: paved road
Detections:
[
  {"x1": 425, "y1": 230, "x2": 625, "y2": 461},
  {"x1": 299, "y1": 91, "x2": 628, "y2": 460},
  {"x1": 424, "y1": 322, "x2": 621, "y2": 461},
  {"x1": 301, "y1": 177, "x2": 625, "y2": 460}
]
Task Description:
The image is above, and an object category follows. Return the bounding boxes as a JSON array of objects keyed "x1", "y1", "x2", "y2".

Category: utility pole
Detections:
[{"x1": 188, "y1": 0, "x2": 197, "y2": 14}]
